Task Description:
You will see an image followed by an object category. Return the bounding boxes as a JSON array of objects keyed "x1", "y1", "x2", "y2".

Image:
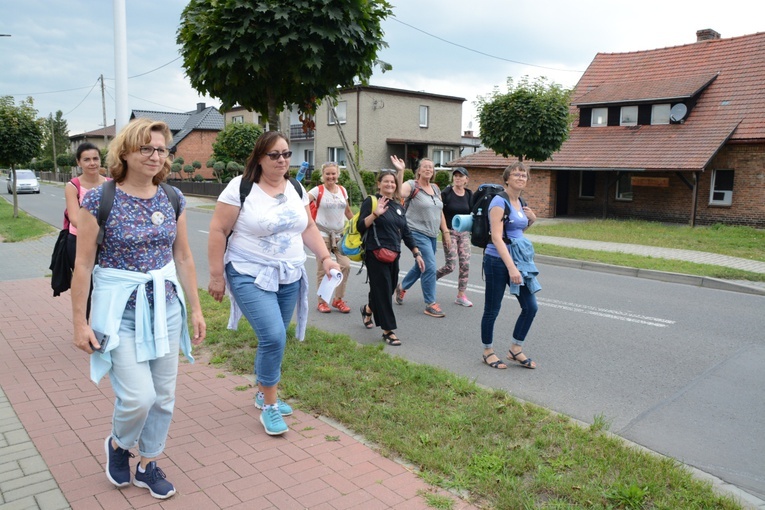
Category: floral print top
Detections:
[{"x1": 81, "y1": 184, "x2": 186, "y2": 308}]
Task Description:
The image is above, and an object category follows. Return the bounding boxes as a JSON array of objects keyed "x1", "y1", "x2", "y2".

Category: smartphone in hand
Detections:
[{"x1": 90, "y1": 331, "x2": 110, "y2": 353}]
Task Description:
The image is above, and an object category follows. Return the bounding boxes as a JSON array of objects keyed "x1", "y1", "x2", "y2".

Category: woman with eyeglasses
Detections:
[
  {"x1": 358, "y1": 165, "x2": 424, "y2": 345},
  {"x1": 207, "y1": 131, "x2": 338, "y2": 436},
  {"x1": 480, "y1": 162, "x2": 540, "y2": 370},
  {"x1": 308, "y1": 162, "x2": 353, "y2": 313},
  {"x1": 71, "y1": 119, "x2": 206, "y2": 499}
]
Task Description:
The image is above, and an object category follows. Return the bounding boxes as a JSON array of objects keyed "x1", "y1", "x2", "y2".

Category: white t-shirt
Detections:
[
  {"x1": 308, "y1": 185, "x2": 348, "y2": 235},
  {"x1": 219, "y1": 176, "x2": 309, "y2": 262}
]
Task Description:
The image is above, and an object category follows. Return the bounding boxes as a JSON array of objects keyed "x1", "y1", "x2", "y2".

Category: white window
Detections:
[
  {"x1": 651, "y1": 104, "x2": 671, "y2": 125},
  {"x1": 579, "y1": 171, "x2": 596, "y2": 198},
  {"x1": 328, "y1": 147, "x2": 346, "y2": 167},
  {"x1": 304, "y1": 149, "x2": 314, "y2": 167},
  {"x1": 620, "y1": 106, "x2": 638, "y2": 126},
  {"x1": 419, "y1": 105, "x2": 429, "y2": 127},
  {"x1": 432, "y1": 149, "x2": 453, "y2": 167},
  {"x1": 328, "y1": 101, "x2": 347, "y2": 125},
  {"x1": 616, "y1": 172, "x2": 633, "y2": 200},
  {"x1": 591, "y1": 107, "x2": 608, "y2": 127},
  {"x1": 709, "y1": 169, "x2": 734, "y2": 206},
  {"x1": 232, "y1": 115, "x2": 244, "y2": 123}
]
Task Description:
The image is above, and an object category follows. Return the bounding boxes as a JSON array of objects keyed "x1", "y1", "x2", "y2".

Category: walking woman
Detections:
[
  {"x1": 393, "y1": 156, "x2": 451, "y2": 318},
  {"x1": 308, "y1": 161, "x2": 353, "y2": 313},
  {"x1": 65, "y1": 142, "x2": 110, "y2": 316},
  {"x1": 358, "y1": 167, "x2": 424, "y2": 345},
  {"x1": 480, "y1": 162, "x2": 540, "y2": 370},
  {"x1": 207, "y1": 131, "x2": 339, "y2": 436},
  {"x1": 436, "y1": 167, "x2": 474, "y2": 307},
  {"x1": 71, "y1": 119, "x2": 206, "y2": 499}
]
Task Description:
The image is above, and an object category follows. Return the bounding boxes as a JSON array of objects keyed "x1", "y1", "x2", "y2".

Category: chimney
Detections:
[
  {"x1": 196, "y1": 102, "x2": 206, "y2": 112},
  {"x1": 464, "y1": 130, "x2": 473, "y2": 137},
  {"x1": 696, "y1": 29, "x2": 721, "y2": 42}
]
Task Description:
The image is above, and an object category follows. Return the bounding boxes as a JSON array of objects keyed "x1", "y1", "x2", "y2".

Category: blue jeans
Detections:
[
  {"x1": 481, "y1": 254, "x2": 538, "y2": 349},
  {"x1": 109, "y1": 298, "x2": 182, "y2": 458},
  {"x1": 401, "y1": 231, "x2": 437, "y2": 304},
  {"x1": 226, "y1": 263, "x2": 299, "y2": 387}
]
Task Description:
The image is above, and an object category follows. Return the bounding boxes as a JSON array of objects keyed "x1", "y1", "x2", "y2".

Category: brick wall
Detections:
[
  {"x1": 175, "y1": 130, "x2": 219, "y2": 180},
  {"x1": 463, "y1": 166, "x2": 554, "y2": 218}
]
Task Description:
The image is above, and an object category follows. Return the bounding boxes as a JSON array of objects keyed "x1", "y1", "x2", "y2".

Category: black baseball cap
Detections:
[{"x1": 452, "y1": 167, "x2": 469, "y2": 176}]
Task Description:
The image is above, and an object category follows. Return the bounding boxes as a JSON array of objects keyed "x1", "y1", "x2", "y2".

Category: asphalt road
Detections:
[{"x1": 7, "y1": 179, "x2": 765, "y2": 506}]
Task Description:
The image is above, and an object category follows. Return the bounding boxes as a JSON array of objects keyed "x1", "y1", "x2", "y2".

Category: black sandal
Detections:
[
  {"x1": 382, "y1": 331, "x2": 401, "y2": 346},
  {"x1": 508, "y1": 349, "x2": 536, "y2": 369},
  {"x1": 360, "y1": 305, "x2": 374, "y2": 329},
  {"x1": 483, "y1": 352, "x2": 507, "y2": 369}
]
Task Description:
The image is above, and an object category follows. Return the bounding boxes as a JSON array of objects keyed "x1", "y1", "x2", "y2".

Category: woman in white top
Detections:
[
  {"x1": 308, "y1": 162, "x2": 353, "y2": 313},
  {"x1": 207, "y1": 131, "x2": 339, "y2": 436}
]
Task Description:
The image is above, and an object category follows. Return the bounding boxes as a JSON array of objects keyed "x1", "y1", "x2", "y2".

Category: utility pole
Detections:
[
  {"x1": 50, "y1": 115, "x2": 58, "y2": 177},
  {"x1": 113, "y1": 0, "x2": 129, "y2": 131},
  {"x1": 100, "y1": 74, "x2": 108, "y2": 145}
]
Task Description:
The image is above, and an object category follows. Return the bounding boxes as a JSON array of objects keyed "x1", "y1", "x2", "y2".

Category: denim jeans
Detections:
[
  {"x1": 109, "y1": 297, "x2": 182, "y2": 458},
  {"x1": 226, "y1": 263, "x2": 300, "y2": 387},
  {"x1": 480, "y1": 254, "x2": 538, "y2": 349},
  {"x1": 401, "y1": 231, "x2": 437, "y2": 304}
]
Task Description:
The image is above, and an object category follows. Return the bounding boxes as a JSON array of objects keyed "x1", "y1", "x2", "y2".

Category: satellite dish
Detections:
[{"x1": 670, "y1": 103, "x2": 688, "y2": 122}]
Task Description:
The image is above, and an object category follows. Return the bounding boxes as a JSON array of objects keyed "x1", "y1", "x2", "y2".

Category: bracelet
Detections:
[{"x1": 371, "y1": 212, "x2": 378, "y2": 218}]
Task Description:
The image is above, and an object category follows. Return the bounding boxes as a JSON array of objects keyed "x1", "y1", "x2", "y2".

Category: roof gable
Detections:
[
  {"x1": 130, "y1": 106, "x2": 224, "y2": 147},
  {"x1": 573, "y1": 73, "x2": 718, "y2": 106}
]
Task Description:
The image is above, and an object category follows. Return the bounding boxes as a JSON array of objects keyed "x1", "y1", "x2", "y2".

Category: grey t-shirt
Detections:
[{"x1": 404, "y1": 180, "x2": 443, "y2": 238}]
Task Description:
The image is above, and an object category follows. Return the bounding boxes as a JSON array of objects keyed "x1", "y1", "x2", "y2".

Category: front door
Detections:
[{"x1": 555, "y1": 171, "x2": 570, "y2": 216}]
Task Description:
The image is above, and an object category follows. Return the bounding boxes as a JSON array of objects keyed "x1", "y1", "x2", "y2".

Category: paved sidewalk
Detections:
[{"x1": 0, "y1": 279, "x2": 478, "y2": 510}]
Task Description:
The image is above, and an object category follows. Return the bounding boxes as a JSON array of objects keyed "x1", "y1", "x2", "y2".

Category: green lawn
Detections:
[{"x1": 0, "y1": 198, "x2": 56, "y2": 242}]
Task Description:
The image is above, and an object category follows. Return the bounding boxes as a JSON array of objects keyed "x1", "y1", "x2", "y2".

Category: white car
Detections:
[{"x1": 7, "y1": 169, "x2": 41, "y2": 194}]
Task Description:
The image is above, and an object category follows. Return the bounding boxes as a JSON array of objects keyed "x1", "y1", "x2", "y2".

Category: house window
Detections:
[
  {"x1": 709, "y1": 169, "x2": 734, "y2": 206},
  {"x1": 616, "y1": 172, "x2": 633, "y2": 200},
  {"x1": 419, "y1": 106, "x2": 429, "y2": 127},
  {"x1": 620, "y1": 106, "x2": 638, "y2": 126},
  {"x1": 579, "y1": 171, "x2": 596, "y2": 198},
  {"x1": 304, "y1": 149, "x2": 314, "y2": 167},
  {"x1": 432, "y1": 149, "x2": 453, "y2": 167},
  {"x1": 232, "y1": 115, "x2": 244, "y2": 123},
  {"x1": 651, "y1": 104, "x2": 671, "y2": 125},
  {"x1": 328, "y1": 101, "x2": 347, "y2": 125},
  {"x1": 591, "y1": 107, "x2": 608, "y2": 127},
  {"x1": 328, "y1": 147, "x2": 346, "y2": 167}
]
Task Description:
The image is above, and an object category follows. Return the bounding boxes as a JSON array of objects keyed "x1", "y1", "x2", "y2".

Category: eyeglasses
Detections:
[
  {"x1": 265, "y1": 151, "x2": 292, "y2": 161},
  {"x1": 139, "y1": 146, "x2": 169, "y2": 158},
  {"x1": 379, "y1": 169, "x2": 397, "y2": 175},
  {"x1": 510, "y1": 173, "x2": 528, "y2": 179}
]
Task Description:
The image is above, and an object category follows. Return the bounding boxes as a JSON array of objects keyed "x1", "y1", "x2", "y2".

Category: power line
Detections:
[
  {"x1": 104, "y1": 84, "x2": 187, "y2": 112},
  {"x1": 62, "y1": 78, "x2": 100, "y2": 116},
  {"x1": 391, "y1": 17, "x2": 584, "y2": 73}
]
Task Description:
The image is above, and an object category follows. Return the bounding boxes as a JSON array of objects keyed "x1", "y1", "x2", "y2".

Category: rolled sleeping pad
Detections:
[{"x1": 452, "y1": 214, "x2": 473, "y2": 232}]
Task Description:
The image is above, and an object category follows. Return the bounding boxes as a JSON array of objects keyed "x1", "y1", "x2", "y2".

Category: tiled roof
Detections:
[
  {"x1": 573, "y1": 73, "x2": 718, "y2": 105},
  {"x1": 69, "y1": 125, "x2": 116, "y2": 140},
  {"x1": 454, "y1": 31, "x2": 765, "y2": 172},
  {"x1": 131, "y1": 106, "x2": 224, "y2": 147}
]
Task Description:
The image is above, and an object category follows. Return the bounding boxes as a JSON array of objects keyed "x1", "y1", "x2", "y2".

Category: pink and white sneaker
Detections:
[{"x1": 455, "y1": 296, "x2": 473, "y2": 307}]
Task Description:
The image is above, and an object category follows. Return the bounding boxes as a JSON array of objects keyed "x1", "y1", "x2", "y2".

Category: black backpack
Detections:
[{"x1": 470, "y1": 184, "x2": 525, "y2": 248}]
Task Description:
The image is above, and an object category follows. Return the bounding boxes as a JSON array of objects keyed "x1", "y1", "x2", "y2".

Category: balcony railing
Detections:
[{"x1": 290, "y1": 124, "x2": 315, "y2": 140}]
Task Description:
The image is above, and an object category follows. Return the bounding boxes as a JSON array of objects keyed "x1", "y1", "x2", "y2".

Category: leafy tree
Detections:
[
  {"x1": 212, "y1": 161, "x2": 225, "y2": 182},
  {"x1": 212, "y1": 122, "x2": 263, "y2": 165},
  {"x1": 434, "y1": 171, "x2": 450, "y2": 189},
  {"x1": 41, "y1": 110, "x2": 70, "y2": 168},
  {"x1": 0, "y1": 96, "x2": 44, "y2": 217},
  {"x1": 177, "y1": 0, "x2": 392, "y2": 131},
  {"x1": 477, "y1": 76, "x2": 572, "y2": 162},
  {"x1": 184, "y1": 164, "x2": 195, "y2": 179},
  {"x1": 171, "y1": 162, "x2": 183, "y2": 180}
]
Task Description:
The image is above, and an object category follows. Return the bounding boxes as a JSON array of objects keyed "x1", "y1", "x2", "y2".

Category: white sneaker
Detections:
[{"x1": 455, "y1": 296, "x2": 473, "y2": 307}]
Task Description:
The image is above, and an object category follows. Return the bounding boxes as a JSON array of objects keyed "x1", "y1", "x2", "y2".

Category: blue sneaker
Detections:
[
  {"x1": 104, "y1": 435, "x2": 133, "y2": 487},
  {"x1": 133, "y1": 461, "x2": 176, "y2": 499},
  {"x1": 254, "y1": 392, "x2": 293, "y2": 416},
  {"x1": 260, "y1": 404, "x2": 289, "y2": 436}
]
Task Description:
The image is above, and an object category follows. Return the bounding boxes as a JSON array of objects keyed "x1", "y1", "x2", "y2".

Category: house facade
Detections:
[
  {"x1": 450, "y1": 29, "x2": 765, "y2": 228},
  {"x1": 68, "y1": 125, "x2": 116, "y2": 153},
  {"x1": 314, "y1": 85, "x2": 464, "y2": 172},
  {"x1": 131, "y1": 103, "x2": 224, "y2": 179}
]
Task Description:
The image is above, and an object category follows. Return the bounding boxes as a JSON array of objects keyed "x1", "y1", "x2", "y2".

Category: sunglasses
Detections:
[
  {"x1": 379, "y1": 169, "x2": 397, "y2": 176},
  {"x1": 265, "y1": 151, "x2": 292, "y2": 161}
]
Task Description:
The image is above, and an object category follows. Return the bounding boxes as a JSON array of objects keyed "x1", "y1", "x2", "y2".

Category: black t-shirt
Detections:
[
  {"x1": 441, "y1": 187, "x2": 472, "y2": 228},
  {"x1": 357, "y1": 194, "x2": 416, "y2": 253}
]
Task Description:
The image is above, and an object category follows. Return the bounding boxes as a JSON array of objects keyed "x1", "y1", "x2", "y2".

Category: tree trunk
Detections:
[
  {"x1": 10, "y1": 166, "x2": 19, "y2": 218},
  {"x1": 266, "y1": 91, "x2": 280, "y2": 132}
]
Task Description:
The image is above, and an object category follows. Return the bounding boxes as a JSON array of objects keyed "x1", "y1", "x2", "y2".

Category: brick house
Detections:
[
  {"x1": 449, "y1": 29, "x2": 765, "y2": 228},
  {"x1": 68, "y1": 125, "x2": 116, "y2": 153},
  {"x1": 131, "y1": 103, "x2": 224, "y2": 179}
]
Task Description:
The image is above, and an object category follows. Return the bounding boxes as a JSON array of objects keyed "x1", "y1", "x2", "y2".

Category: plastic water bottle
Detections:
[{"x1": 296, "y1": 161, "x2": 309, "y2": 182}]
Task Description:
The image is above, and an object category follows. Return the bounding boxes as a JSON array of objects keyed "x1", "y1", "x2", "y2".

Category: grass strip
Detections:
[
  {"x1": 198, "y1": 293, "x2": 742, "y2": 509},
  {"x1": 0, "y1": 198, "x2": 56, "y2": 242}
]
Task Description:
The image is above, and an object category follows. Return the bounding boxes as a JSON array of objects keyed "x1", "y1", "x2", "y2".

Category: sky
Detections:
[{"x1": 1, "y1": 0, "x2": 763, "y2": 138}]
